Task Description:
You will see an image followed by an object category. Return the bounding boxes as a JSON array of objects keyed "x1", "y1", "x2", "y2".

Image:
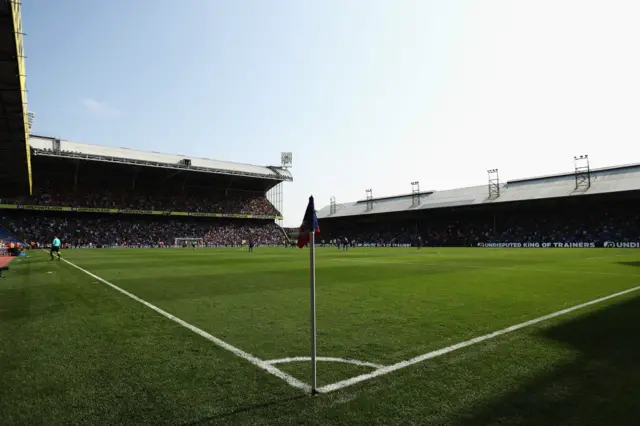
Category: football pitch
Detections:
[{"x1": 1, "y1": 247, "x2": 639, "y2": 425}]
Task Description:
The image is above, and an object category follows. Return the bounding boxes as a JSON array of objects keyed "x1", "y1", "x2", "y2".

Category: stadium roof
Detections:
[
  {"x1": 29, "y1": 135, "x2": 293, "y2": 182},
  {"x1": 317, "y1": 162, "x2": 640, "y2": 219},
  {"x1": 0, "y1": 1, "x2": 31, "y2": 196}
]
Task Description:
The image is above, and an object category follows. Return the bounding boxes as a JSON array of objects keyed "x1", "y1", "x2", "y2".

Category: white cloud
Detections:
[{"x1": 82, "y1": 98, "x2": 120, "y2": 118}]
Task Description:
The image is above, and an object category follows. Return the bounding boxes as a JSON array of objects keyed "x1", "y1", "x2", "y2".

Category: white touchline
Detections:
[
  {"x1": 58, "y1": 257, "x2": 311, "y2": 393},
  {"x1": 266, "y1": 357, "x2": 385, "y2": 369},
  {"x1": 317, "y1": 284, "x2": 640, "y2": 393}
]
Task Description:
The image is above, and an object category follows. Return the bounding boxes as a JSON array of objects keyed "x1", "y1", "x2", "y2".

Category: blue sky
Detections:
[{"x1": 23, "y1": 0, "x2": 640, "y2": 225}]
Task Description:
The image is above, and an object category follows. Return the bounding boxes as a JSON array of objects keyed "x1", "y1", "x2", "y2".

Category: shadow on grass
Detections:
[
  {"x1": 617, "y1": 261, "x2": 640, "y2": 268},
  {"x1": 181, "y1": 394, "x2": 307, "y2": 425},
  {"x1": 453, "y1": 296, "x2": 640, "y2": 426}
]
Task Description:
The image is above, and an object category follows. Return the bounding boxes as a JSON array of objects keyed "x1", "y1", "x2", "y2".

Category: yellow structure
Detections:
[
  {"x1": 11, "y1": 0, "x2": 31, "y2": 194},
  {"x1": 0, "y1": 0, "x2": 31, "y2": 196}
]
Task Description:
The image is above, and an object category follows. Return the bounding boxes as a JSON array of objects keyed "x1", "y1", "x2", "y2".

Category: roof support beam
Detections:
[{"x1": 30, "y1": 148, "x2": 292, "y2": 182}]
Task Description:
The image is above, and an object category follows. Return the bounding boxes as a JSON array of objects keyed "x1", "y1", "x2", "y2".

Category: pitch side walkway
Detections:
[
  {"x1": 0, "y1": 255, "x2": 15, "y2": 266},
  {"x1": 0, "y1": 256, "x2": 16, "y2": 276}
]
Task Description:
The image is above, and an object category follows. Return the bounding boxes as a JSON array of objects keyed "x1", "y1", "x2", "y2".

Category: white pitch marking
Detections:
[
  {"x1": 58, "y1": 256, "x2": 311, "y2": 392},
  {"x1": 266, "y1": 356, "x2": 385, "y2": 369},
  {"x1": 318, "y1": 284, "x2": 640, "y2": 393},
  {"x1": 330, "y1": 258, "x2": 640, "y2": 277}
]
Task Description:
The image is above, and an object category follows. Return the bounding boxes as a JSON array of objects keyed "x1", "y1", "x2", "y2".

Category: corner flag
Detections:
[
  {"x1": 297, "y1": 195, "x2": 320, "y2": 394},
  {"x1": 297, "y1": 196, "x2": 320, "y2": 248}
]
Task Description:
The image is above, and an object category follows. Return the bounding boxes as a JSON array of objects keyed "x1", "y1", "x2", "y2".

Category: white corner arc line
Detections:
[
  {"x1": 58, "y1": 256, "x2": 311, "y2": 393},
  {"x1": 266, "y1": 357, "x2": 384, "y2": 369},
  {"x1": 318, "y1": 284, "x2": 640, "y2": 393}
]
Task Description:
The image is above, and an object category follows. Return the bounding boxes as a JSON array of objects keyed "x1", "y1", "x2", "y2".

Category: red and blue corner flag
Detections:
[
  {"x1": 298, "y1": 196, "x2": 321, "y2": 393},
  {"x1": 297, "y1": 196, "x2": 320, "y2": 248}
]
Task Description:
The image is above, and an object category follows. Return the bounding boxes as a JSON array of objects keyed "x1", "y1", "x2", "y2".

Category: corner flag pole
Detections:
[{"x1": 309, "y1": 230, "x2": 318, "y2": 394}]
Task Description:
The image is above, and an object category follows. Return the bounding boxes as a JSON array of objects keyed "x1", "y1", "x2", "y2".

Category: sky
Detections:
[{"x1": 23, "y1": 0, "x2": 640, "y2": 226}]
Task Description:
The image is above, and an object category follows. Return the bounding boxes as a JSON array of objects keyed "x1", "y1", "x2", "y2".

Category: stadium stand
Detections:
[
  {"x1": 0, "y1": 135, "x2": 293, "y2": 247},
  {"x1": 282, "y1": 227, "x2": 301, "y2": 240},
  {"x1": 0, "y1": 223, "x2": 22, "y2": 243},
  {"x1": 317, "y1": 163, "x2": 640, "y2": 248},
  {"x1": 1, "y1": 212, "x2": 285, "y2": 248},
  {"x1": 5, "y1": 189, "x2": 280, "y2": 216}
]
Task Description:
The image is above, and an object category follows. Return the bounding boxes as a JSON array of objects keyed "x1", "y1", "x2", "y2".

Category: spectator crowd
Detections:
[
  {"x1": 1, "y1": 214, "x2": 286, "y2": 248},
  {"x1": 5, "y1": 187, "x2": 279, "y2": 217},
  {"x1": 320, "y1": 205, "x2": 640, "y2": 247},
  {"x1": 3, "y1": 198, "x2": 638, "y2": 249}
]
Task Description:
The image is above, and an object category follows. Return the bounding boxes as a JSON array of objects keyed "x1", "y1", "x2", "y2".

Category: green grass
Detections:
[{"x1": 1, "y1": 247, "x2": 639, "y2": 425}]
